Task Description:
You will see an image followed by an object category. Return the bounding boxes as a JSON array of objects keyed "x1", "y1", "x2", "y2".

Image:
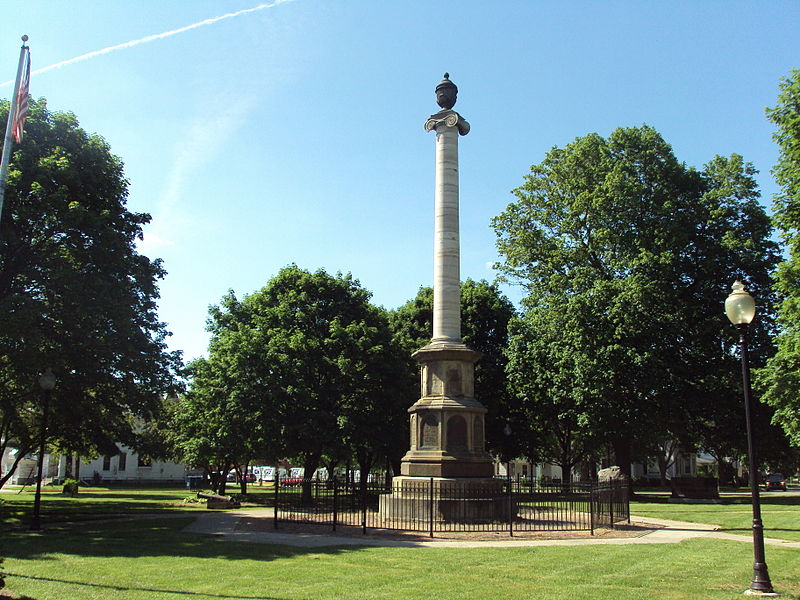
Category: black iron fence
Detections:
[{"x1": 273, "y1": 475, "x2": 629, "y2": 537}]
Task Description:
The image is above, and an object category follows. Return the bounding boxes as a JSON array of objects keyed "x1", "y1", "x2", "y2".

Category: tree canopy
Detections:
[
  {"x1": 759, "y1": 68, "x2": 800, "y2": 446},
  {"x1": 493, "y1": 125, "x2": 781, "y2": 478},
  {"x1": 173, "y1": 265, "x2": 407, "y2": 496},
  {"x1": 0, "y1": 99, "x2": 182, "y2": 485}
]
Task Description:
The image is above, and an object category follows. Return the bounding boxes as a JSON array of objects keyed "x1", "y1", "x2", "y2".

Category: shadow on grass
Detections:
[
  {"x1": 49, "y1": 492, "x2": 186, "y2": 501},
  {"x1": 4, "y1": 572, "x2": 298, "y2": 600},
  {"x1": 2, "y1": 517, "x2": 368, "y2": 563},
  {"x1": 634, "y1": 494, "x2": 800, "y2": 507},
  {"x1": 720, "y1": 527, "x2": 800, "y2": 535}
]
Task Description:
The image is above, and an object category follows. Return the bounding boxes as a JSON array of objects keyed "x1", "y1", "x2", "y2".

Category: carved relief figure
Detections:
[
  {"x1": 446, "y1": 415, "x2": 468, "y2": 452},
  {"x1": 421, "y1": 414, "x2": 439, "y2": 449}
]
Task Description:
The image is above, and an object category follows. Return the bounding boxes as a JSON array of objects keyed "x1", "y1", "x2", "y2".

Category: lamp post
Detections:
[
  {"x1": 503, "y1": 423, "x2": 513, "y2": 480},
  {"x1": 30, "y1": 367, "x2": 56, "y2": 532},
  {"x1": 724, "y1": 281, "x2": 776, "y2": 596}
]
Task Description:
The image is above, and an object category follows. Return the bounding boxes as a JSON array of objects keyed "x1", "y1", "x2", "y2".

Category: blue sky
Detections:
[{"x1": 2, "y1": 1, "x2": 798, "y2": 362}]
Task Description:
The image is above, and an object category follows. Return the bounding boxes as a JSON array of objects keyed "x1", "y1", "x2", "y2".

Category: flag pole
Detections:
[{"x1": 0, "y1": 35, "x2": 30, "y2": 228}]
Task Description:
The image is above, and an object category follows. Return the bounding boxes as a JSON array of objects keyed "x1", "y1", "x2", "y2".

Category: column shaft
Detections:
[{"x1": 432, "y1": 124, "x2": 461, "y2": 343}]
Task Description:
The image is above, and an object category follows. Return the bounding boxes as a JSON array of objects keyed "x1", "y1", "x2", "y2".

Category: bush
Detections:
[{"x1": 62, "y1": 478, "x2": 79, "y2": 496}]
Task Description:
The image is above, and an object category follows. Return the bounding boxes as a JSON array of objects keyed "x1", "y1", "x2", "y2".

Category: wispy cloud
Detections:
[
  {"x1": 138, "y1": 95, "x2": 256, "y2": 255},
  {"x1": 2, "y1": 0, "x2": 295, "y2": 86}
]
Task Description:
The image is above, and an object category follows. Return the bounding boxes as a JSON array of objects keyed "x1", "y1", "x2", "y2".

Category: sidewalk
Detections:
[{"x1": 182, "y1": 509, "x2": 800, "y2": 549}]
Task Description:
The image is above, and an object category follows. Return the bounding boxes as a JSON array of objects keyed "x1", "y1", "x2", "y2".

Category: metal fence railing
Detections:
[{"x1": 273, "y1": 475, "x2": 630, "y2": 537}]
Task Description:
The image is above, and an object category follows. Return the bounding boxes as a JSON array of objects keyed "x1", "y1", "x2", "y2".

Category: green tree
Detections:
[
  {"x1": 493, "y1": 125, "x2": 780, "y2": 480},
  {"x1": 204, "y1": 266, "x2": 406, "y2": 501},
  {"x1": 0, "y1": 99, "x2": 182, "y2": 486},
  {"x1": 389, "y1": 279, "x2": 518, "y2": 459},
  {"x1": 759, "y1": 69, "x2": 800, "y2": 446},
  {"x1": 506, "y1": 299, "x2": 603, "y2": 480},
  {"x1": 165, "y1": 357, "x2": 263, "y2": 495}
]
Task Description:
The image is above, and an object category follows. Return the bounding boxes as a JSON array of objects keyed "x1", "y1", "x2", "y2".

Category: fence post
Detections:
[
  {"x1": 589, "y1": 483, "x2": 594, "y2": 536},
  {"x1": 609, "y1": 479, "x2": 615, "y2": 530},
  {"x1": 429, "y1": 477, "x2": 434, "y2": 538},
  {"x1": 332, "y1": 475, "x2": 338, "y2": 533},
  {"x1": 361, "y1": 477, "x2": 367, "y2": 535},
  {"x1": 508, "y1": 477, "x2": 513, "y2": 537},
  {"x1": 626, "y1": 481, "x2": 631, "y2": 524},
  {"x1": 273, "y1": 474, "x2": 279, "y2": 530}
]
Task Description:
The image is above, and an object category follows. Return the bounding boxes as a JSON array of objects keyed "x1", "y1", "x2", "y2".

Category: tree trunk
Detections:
[
  {"x1": 301, "y1": 453, "x2": 320, "y2": 505},
  {"x1": 717, "y1": 458, "x2": 735, "y2": 487},
  {"x1": 0, "y1": 441, "x2": 33, "y2": 488},
  {"x1": 357, "y1": 451, "x2": 374, "y2": 498},
  {"x1": 322, "y1": 458, "x2": 339, "y2": 486},
  {"x1": 657, "y1": 454, "x2": 669, "y2": 487},
  {"x1": 203, "y1": 467, "x2": 215, "y2": 492},
  {"x1": 586, "y1": 459, "x2": 598, "y2": 482},
  {"x1": 558, "y1": 447, "x2": 575, "y2": 492},
  {"x1": 239, "y1": 461, "x2": 249, "y2": 496},
  {"x1": 612, "y1": 438, "x2": 634, "y2": 498}
]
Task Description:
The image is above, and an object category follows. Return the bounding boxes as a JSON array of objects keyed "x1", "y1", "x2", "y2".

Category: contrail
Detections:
[{"x1": 2, "y1": 0, "x2": 294, "y2": 86}]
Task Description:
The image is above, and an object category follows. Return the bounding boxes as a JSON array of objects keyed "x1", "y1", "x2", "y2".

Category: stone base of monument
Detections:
[{"x1": 378, "y1": 476, "x2": 512, "y2": 524}]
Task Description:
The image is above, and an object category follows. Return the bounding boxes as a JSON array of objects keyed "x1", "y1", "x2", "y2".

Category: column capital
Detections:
[{"x1": 424, "y1": 109, "x2": 470, "y2": 135}]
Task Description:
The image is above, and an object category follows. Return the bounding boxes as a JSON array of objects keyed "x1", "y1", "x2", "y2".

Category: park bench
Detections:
[{"x1": 197, "y1": 491, "x2": 241, "y2": 509}]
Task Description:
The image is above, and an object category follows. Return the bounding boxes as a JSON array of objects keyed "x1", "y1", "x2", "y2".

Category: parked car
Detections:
[
  {"x1": 280, "y1": 476, "x2": 304, "y2": 487},
  {"x1": 763, "y1": 473, "x2": 787, "y2": 491}
]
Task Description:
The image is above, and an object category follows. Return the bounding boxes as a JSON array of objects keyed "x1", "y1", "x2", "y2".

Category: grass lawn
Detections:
[
  {"x1": 0, "y1": 485, "x2": 276, "y2": 529},
  {"x1": 1, "y1": 518, "x2": 799, "y2": 600},
  {"x1": 630, "y1": 492, "x2": 800, "y2": 541}
]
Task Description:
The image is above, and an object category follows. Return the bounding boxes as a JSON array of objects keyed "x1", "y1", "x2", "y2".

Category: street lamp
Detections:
[
  {"x1": 724, "y1": 281, "x2": 776, "y2": 596},
  {"x1": 30, "y1": 367, "x2": 56, "y2": 532},
  {"x1": 503, "y1": 423, "x2": 512, "y2": 480}
]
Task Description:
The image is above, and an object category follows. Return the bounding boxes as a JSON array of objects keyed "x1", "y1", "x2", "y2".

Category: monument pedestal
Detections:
[
  {"x1": 400, "y1": 342, "x2": 494, "y2": 479},
  {"x1": 378, "y1": 476, "x2": 510, "y2": 525},
  {"x1": 378, "y1": 342, "x2": 500, "y2": 523}
]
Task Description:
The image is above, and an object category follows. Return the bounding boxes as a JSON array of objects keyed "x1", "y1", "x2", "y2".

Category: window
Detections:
[
  {"x1": 102, "y1": 455, "x2": 111, "y2": 471},
  {"x1": 118, "y1": 453, "x2": 127, "y2": 471}
]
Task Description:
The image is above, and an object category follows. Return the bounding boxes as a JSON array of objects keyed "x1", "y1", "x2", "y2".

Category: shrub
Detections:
[{"x1": 62, "y1": 478, "x2": 79, "y2": 496}]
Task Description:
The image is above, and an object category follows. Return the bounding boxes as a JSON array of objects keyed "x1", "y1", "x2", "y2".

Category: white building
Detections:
[
  {"x1": 2, "y1": 447, "x2": 59, "y2": 485},
  {"x1": 58, "y1": 445, "x2": 188, "y2": 483},
  {"x1": 2, "y1": 444, "x2": 188, "y2": 485}
]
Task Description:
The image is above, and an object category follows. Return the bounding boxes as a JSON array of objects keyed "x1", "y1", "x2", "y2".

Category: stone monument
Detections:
[{"x1": 379, "y1": 75, "x2": 501, "y2": 523}]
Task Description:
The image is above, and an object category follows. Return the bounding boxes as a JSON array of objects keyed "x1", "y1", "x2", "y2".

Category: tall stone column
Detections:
[
  {"x1": 398, "y1": 74, "x2": 493, "y2": 479},
  {"x1": 429, "y1": 104, "x2": 467, "y2": 345}
]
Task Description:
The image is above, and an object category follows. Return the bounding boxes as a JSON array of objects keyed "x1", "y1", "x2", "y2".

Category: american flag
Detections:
[{"x1": 12, "y1": 47, "x2": 30, "y2": 143}]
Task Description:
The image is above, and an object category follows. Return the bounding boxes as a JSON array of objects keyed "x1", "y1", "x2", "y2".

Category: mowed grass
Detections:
[
  {"x1": 1, "y1": 518, "x2": 799, "y2": 600},
  {"x1": 630, "y1": 492, "x2": 800, "y2": 541},
  {"x1": 0, "y1": 485, "x2": 277, "y2": 528}
]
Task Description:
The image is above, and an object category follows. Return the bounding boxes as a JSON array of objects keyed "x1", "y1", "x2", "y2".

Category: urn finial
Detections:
[{"x1": 435, "y1": 73, "x2": 458, "y2": 110}]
